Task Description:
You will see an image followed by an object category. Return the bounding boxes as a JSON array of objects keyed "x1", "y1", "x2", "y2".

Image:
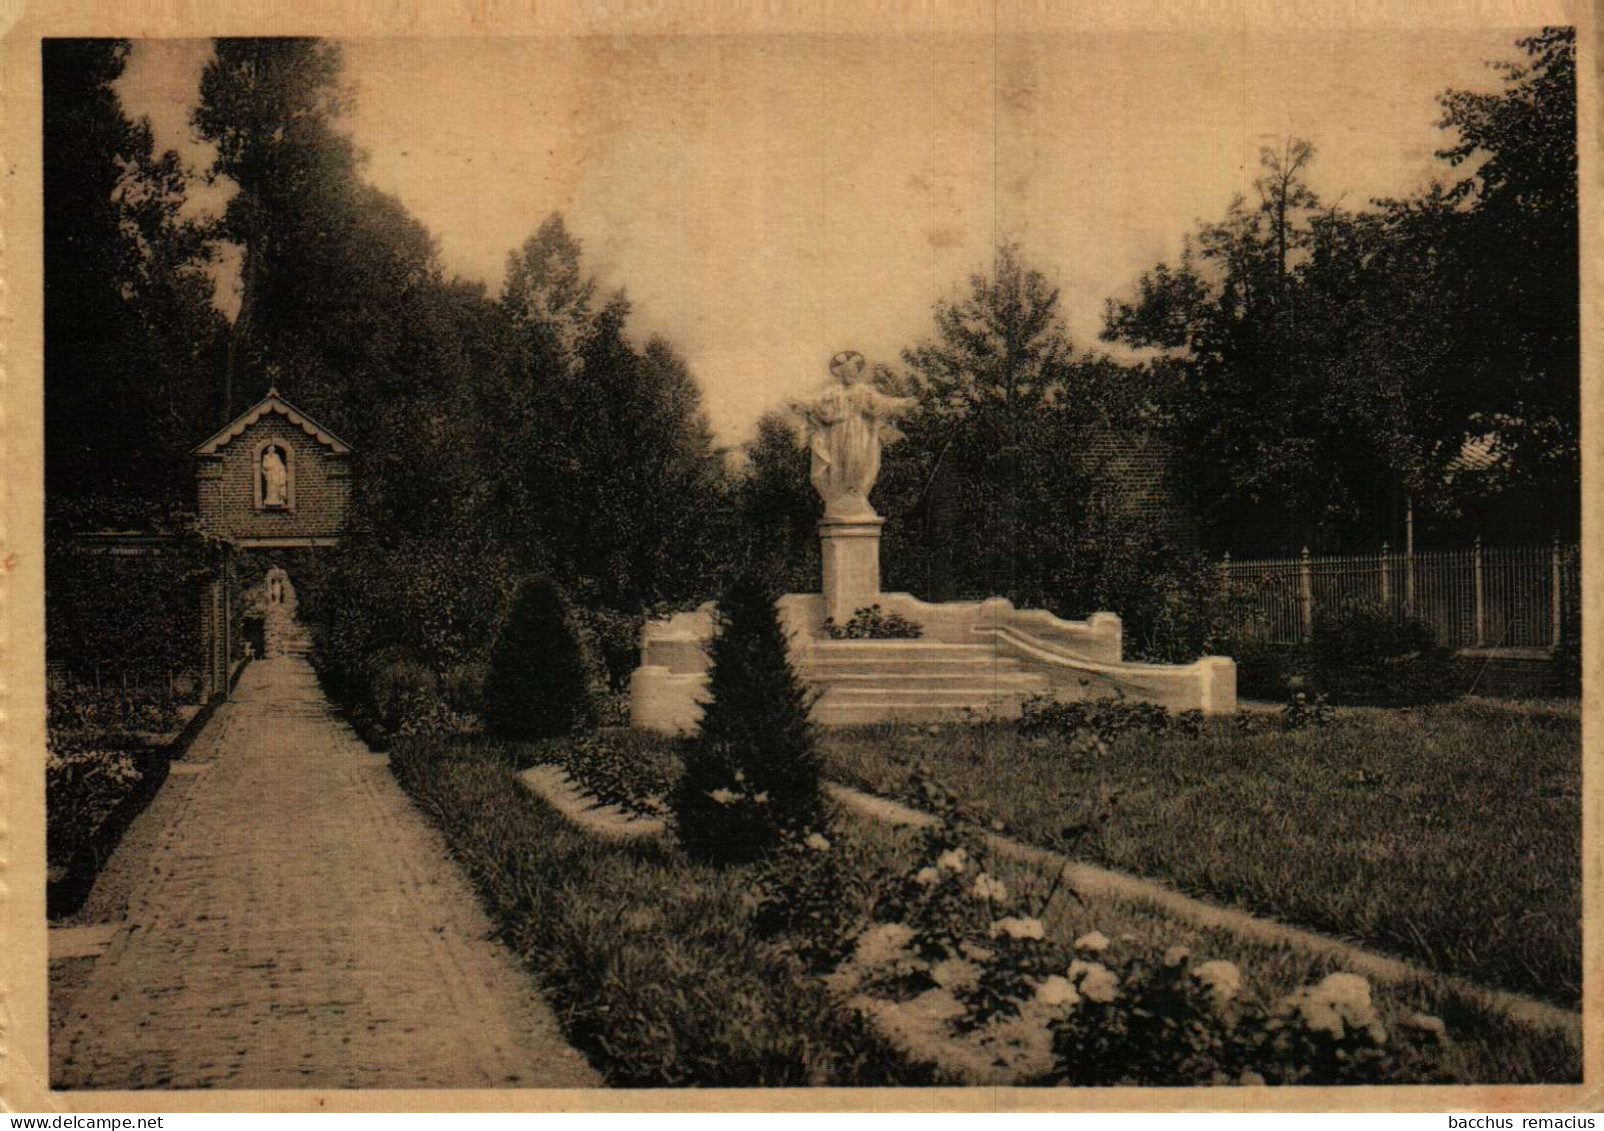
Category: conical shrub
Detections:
[
  {"x1": 484, "y1": 574, "x2": 595, "y2": 739},
  {"x1": 672, "y1": 571, "x2": 822, "y2": 864}
]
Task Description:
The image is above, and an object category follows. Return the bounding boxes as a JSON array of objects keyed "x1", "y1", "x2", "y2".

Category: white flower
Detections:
[
  {"x1": 708, "y1": 788, "x2": 739, "y2": 805},
  {"x1": 1192, "y1": 960, "x2": 1242, "y2": 1009},
  {"x1": 752, "y1": 791, "x2": 770, "y2": 804},
  {"x1": 1403, "y1": 1012, "x2": 1448, "y2": 1042},
  {"x1": 804, "y1": 832, "x2": 832, "y2": 852},
  {"x1": 988, "y1": 916, "x2": 1046, "y2": 940},
  {"x1": 852, "y1": 923, "x2": 915, "y2": 969},
  {"x1": 1281, "y1": 972, "x2": 1384, "y2": 1043},
  {"x1": 930, "y1": 958, "x2": 980, "y2": 991},
  {"x1": 1073, "y1": 930, "x2": 1111, "y2": 952},
  {"x1": 915, "y1": 866, "x2": 941, "y2": 886},
  {"x1": 1162, "y1": 946, "x2": 1191, "y2": 969},
  {"x1": 1067, "y1": 959, "x2": 1120, "y2": 1003},
  {"x1": 936, "y1": 847, "x2": 969, "y2": 872},
  {"x1": 971, "y1": 872, "x2": 1008, "y2": 901},
  {"x1": 1035, "y1": 975, "x2": 1081, "y2": 1008},
  {"x1": 733, "y1": 769, "x2": 746, "y2": 783}
]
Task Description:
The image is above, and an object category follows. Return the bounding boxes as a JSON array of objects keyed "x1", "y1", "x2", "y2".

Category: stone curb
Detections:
[
  {"x1": 517, "y1": 764, "x2": 668, "y2": 841},
  {"x1": 823, "y1": 781, "x2": 1582, "y2": 1047}
]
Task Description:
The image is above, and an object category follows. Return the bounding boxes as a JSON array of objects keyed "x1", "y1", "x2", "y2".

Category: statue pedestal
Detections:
[{"x1": 820, "y1": 516, "x2": 884, "y2": 626}]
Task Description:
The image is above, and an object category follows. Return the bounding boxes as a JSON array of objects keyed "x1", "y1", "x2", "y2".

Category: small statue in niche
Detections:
[
  {"x1": 792, "y1": 351, "x2": 915, "y2": 521},
  {"x1": 262, "y1": 446, "x2": 288, "y2": 508}
]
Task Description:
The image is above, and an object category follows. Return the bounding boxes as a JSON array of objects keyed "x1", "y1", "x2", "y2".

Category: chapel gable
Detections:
[{"x1": 192, "y1": 390, "x2": 353, "y2": 546}]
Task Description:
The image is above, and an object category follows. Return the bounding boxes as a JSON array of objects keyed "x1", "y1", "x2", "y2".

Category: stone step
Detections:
[
  {"x1": 804, "y1": 656, "x2": 1028, "y2": 677},
  {"x1": 817, "y1": 682, "x2": 1047, "y2": 706},
  {"x1": 808, "y1": 641, "x2": 996, "y2": 657},
  {"x1": 809, "y1": 670, "x2": 1041, "y2": 687},
  {"x1": 814, "y1": 698, "x2": 1030, "y2": 724}
]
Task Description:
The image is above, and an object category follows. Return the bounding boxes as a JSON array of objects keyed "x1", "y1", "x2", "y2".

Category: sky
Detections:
[{"x1": 116, "y1": 29, "x2": 1524, "y2": 444}]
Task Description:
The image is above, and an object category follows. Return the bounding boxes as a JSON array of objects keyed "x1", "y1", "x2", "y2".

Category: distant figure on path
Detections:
[{"x1": 793, "y1": 350, "x2": 915, "y2": 520}]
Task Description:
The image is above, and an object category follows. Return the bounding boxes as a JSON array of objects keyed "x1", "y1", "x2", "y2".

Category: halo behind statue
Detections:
[{"x1": 829, "y1": 350, "x2": 866, "y2": 383}]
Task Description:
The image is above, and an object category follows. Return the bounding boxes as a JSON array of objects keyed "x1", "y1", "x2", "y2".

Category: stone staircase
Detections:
[
  {"x1": 263, "y1": 606, "x2": 313, "y2": 657},
  {"x1": 803, "y1": 640, "x2": 1049, "y2": 725}
]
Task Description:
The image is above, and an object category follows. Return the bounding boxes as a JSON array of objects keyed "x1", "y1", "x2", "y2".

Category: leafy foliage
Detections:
[
  {"x1": 390, "y1": 735, "x2": 925, "y2": 1086},
  {"x1": 1281, "y1": 691, "x2": 1333, "y2": 731},
  {"x1": 823, "y1": 605, "x2": 925, "y2": 640},
  {"x1": 44, "y1": 39, "x2": 226, "y2": 511},
  {"x1": 1305, "y1": 599, "x2": 1469, "y2": 707},
  {"x1": 1048, "y1": 950, "x2": 1453, "y2": 1086},
  {"x1": 1103, "y1": 30, "x2": 1578, "y2": 552},
  {"x1": 531, "y1": 731, "x2": 677, "y2": 821},
  {"x1": 673, "y1": 572, "x2": 824, "y2": 864},
  {"x1": 483, "y1": 575, "x2": 595, "y2": 741}
]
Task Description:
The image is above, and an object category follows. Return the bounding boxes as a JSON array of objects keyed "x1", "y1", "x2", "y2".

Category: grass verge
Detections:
[
  {"x1": 818, "y1": 701, "x2": 1581, "y2": 1007},
  {"x1": 390, "y1": 733, "x2": 933, "y2": 1086},
  {"x1": 391, "y1": 729, "x2": 1577, "y2": 1085}
]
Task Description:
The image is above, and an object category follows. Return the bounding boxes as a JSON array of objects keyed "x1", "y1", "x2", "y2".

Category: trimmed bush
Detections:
[
  {"x1": 672, "y1": 572, "x2": 823, "y2": 864},
  {"x1": 1306, "y1": 599, "x2": 1469, "y2": 707},
  {"x1": 484, "y1": 574, "x2": 596, "y2": 740},
  {"x1": 369, "y1": 650, "x2": 442, "y2": 732},
  {"x1": 1229, "y1": 639, "x2": 1311, "y2": 702},
  {"x1": 440, "y1": 661, "x2": 490, "y2": 716}
]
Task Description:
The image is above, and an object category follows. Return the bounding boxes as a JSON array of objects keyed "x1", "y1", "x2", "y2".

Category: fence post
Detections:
[
  {"x1": 1298, "y1": 546, "x2": 1314, "y2": 643},
  {"x1": 1473, "y1": 536, "x2": 1485, "y2": 647},
  {"x1": 1404, "y1": 533, "x2": 1415, "y2": 616},
  {"x1": 1552, "y1": 534, "x2": 1563, "y2": 648},
  {"x1": 1379, "y1": 542, "x2": 1390, "y2": 608}
]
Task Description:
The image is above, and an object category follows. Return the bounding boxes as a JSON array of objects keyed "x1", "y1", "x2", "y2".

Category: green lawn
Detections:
[
  {"x1": 390, "y1": 729, "x2": 1578, "y2": 1086},
  {"x1": 818, "y1": 701, "x2": 1582, "y2": 1007}
]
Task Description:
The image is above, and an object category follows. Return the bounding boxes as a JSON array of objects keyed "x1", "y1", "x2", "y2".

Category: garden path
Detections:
[{"x1": 52, "y1": 655, "x2": 600, "y2": 1091}]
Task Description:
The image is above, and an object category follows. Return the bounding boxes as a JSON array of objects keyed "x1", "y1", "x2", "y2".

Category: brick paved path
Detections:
[{"x1": 52, "y1": 656, "x2": 600, "y2": 1090}]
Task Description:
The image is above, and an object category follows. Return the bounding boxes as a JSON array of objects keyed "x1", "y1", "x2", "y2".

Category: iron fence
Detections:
[{"x1": 1221, "y1": 540, "x2": 1579, "y2": 650}]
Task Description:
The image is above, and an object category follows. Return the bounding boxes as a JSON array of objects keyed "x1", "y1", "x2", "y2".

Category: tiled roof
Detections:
[
  {"x1": 193, "y1": 391, "x2": 353, "y2": 456},
  {"x1": 1445, "y1": 432, "x2": 1501, "y2": 474}
]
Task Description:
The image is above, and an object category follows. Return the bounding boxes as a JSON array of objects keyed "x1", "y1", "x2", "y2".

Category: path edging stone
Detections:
[
  {"x1": 517, "y1": 764, "x2": 668, "y2": 841},
  {"x1": 823, "y1": 781, "x2": 1582, "y2": 1046}
]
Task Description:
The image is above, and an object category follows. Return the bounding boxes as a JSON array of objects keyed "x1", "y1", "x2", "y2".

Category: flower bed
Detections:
[
  {"x1": 516, "y1": 729, "x2": 678, "y2": 820},
  {"x1": 391, "y1": 730, "x2": 1575, "y2": 1086},
  {"x1": 389, "y1": 733, "x2": 930, "y2": 1087},
  {"x1": 46, "y1": 685, "x2": 224, "y2": 918},
  {"x1": 516, "y1": 764, "x2": 667, "y2": 841},
  {"x1": 753, "y1": 776, "x2": 1566, "y2": 1086},
  {"x1": 819, "y1": 701, "x2": 1582, "y2": 1007}
]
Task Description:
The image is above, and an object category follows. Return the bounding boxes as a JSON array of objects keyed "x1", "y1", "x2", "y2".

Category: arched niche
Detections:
[{"x1": 254, "y1": 438, "x2": 296, "y2": 512}]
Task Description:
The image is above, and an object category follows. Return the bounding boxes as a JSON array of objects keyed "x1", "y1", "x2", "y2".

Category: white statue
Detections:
[
  {"x1": 792, "y1": 351, "x2": 915, "y2": 520},
  {"x1": 262, "y1": 446, "x2": 288, "y2": 507}
]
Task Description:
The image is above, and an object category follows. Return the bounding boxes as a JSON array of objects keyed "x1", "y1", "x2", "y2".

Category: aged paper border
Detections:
[{"x1": 2, "y1": 0, "x2": 1598, "y2": 1113}]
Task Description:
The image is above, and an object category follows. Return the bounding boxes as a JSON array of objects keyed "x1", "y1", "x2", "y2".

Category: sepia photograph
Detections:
[{"x1": 6, "y1": 0, "x2": 1591, "y2": 1111}]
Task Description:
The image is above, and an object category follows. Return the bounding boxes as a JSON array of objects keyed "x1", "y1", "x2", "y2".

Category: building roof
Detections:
[
  {"x1": 192, "y1": 389, "x2": 353, "y2": 457},
  {"x1": 1445, "y1": 432, "x2": 1501, "y2": 475}
]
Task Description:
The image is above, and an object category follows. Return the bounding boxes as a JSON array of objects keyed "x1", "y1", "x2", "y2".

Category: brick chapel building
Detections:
[{"x1": 190, "y1": 387, "x2": 353, "y2": 693}]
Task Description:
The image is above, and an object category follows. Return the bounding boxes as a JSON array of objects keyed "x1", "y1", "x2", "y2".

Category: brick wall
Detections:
[
  {"x1": 1076, "y1": 428, "x2": 1197, "y2": 548},
  {"x1": 195, "y1": 415, "x2": 351, "y2": 542}
]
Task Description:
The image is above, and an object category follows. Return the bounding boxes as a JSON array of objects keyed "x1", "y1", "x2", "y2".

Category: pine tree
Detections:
[
  {"x1": 673, "y1": 572, "x2": 822, "y2": 864},
  {"x1": 483, "y1": 575, "x2": 594, "y2": 739}
]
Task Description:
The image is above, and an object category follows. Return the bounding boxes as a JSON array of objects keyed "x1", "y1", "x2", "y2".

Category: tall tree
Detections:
[
  {"x1": 877, "y1": 246, "x2": 1146, "y2": 611},
  {"x1": 1103, "y1": 142, "x2": 1463, "y2": 552},
  {"x1": 44, "y1": 38, "x2": 224, "y2": 512},
  {"x1": 498, "y1": 214, "x2": 733, "y2": 609},
  {"x1": 1105, "y1": 30, "x2": 1579, "y2": 551},
  {"x1": 1434, "y1": 26, "x2": 1578, "y2": 534},
  {"x1": 194, "y1": 38, "x2": 439, "y2": 437}
]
